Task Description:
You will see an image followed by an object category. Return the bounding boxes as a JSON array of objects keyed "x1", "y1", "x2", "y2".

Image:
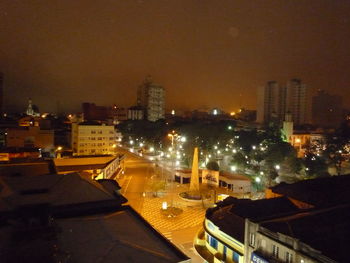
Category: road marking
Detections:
[{"x1": 122, "y1": 175, "x2": 133, "y2": 194}]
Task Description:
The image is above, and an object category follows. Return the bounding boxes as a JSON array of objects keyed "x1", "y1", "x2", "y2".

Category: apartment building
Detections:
[
  {"x1": 71, "y1": 122, "x2": 116, "y2": 156},
  {"x1": 137, "y1": 76, "x2": 165, "y2": 122},
  {"x1": 257, "y1": 79, "x2": 308, "y2": 126}
]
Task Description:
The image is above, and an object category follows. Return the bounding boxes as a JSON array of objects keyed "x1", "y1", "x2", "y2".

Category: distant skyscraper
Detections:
[
  {"x1": 312, "y1": 89, "x2": 343, "y2": 128},
  {"x1": 257, "y1": 81, "x2": 284, "y2": 124},
  {"x1": 257, "y1": 79, "x2": 308, "y2": 126},
  {"x1": 285, "y1": 79, "x2": 308, "y2": 126},
  {"x1": 137, "y1": 76, "x2": 165, "y2": 122}
]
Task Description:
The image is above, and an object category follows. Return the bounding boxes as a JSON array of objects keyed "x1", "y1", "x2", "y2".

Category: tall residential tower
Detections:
[
  {"x1": 257, "y1": 81, "x2": 284, "y2": 124},
  {"x1": 285, "y1": 78, "x2": 308, "y2": 126},
  {"x1": 137, "y1": 76, "x2": 165, "y2": 122},
  {"x1": 257, "y1": 79, "x2": 308, "y2": 126}
]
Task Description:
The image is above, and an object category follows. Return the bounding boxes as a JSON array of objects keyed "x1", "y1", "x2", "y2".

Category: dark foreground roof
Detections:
[
  {"x1": 270, "y1": 174, "x2": 350, "y2": 207},
  {"x1": 0, "y1": 172, "x2": 189, "y2": 263},
  {"x1": 0, "y1": 206, "x2": 190, "y2": 263},
  {"x1": 0, "y1": 160, "x2": 54, "y2": 177},
  {"x1": 0, "y1": 173, "x2": 127, "y2": 216},
  {"x1": 262, "y1": 205, "x2": 350, "y2": 263}
]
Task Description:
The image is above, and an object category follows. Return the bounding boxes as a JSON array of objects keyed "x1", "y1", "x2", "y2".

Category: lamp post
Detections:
[
  {"x1": 167, "y1": 131, "x2": 180, "y2": 208},
  {"x1": 167, "y1": 131, "x2": 178, "y2": 181},
  {"x1": 168, "y1": 130, "x2": 178, "y2": 148}
]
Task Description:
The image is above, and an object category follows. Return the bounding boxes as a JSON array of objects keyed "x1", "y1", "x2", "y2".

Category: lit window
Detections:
[
  {"x1": 272, "y1": 244, "x2": 279, "y2": 258},
  {"x1": 249, "y1": 233, "x2": 255, "y2": 247},
  {"x1": 232, "y1": 251, "x2": 239, "y2": 263},
  {"x1": 286, "y1": 252, "x2": 292, "y2": 263},
  {"x1": 207, "y1": 234, "x2": 218, "y2": 250}
]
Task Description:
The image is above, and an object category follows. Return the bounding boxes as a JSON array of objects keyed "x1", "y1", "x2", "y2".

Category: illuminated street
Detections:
[{"x1": 116, "y1": 147, "x2": 207, "y2": 262}]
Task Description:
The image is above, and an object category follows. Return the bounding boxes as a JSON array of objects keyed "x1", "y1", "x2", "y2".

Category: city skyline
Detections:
[{"x1": 1, "y1": 1, "x2": 350, "y2": 113}]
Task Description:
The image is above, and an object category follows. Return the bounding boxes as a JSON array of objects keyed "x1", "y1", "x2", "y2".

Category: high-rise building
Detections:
[
  {"x1": 257, "y1": 79, "x2": 308, "y2": 126},
  {"x1": 312, "y1": 89, "x2": 343, "y2": 128},
  {"x1": 257, "y1": 81, "x2": 285, "y2": 124},
  {"x1": 137, "y1": 76, "x2": 165, "y2": 122},
  {"x1": 285, "y1": 79, "x2": 308, "y2": 125}
]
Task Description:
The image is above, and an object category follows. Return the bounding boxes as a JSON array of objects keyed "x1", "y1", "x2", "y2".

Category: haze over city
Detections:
[{"x1": 1, "y1": 0, "x2": 350, "y2": 113}]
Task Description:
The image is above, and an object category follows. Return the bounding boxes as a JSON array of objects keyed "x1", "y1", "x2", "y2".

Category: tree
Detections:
[
  {"x1": 206, "y1": 161, "x2": 219, "y2": 171},
  {"x1": 231, "y1": 152, "x2": 248, "y2": 172},
  {"x1": 302, "y1": 154, "x2": 328, "y2": 178},
  {"x1": 324, "y1": 120, "x2": 350, "y2": 175}
]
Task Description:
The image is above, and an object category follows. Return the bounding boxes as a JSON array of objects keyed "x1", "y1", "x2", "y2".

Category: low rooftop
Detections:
[
  {"x1": 206, "y1": 197, "x2": 300, "y2": 243},
  {"x1": 54, "y1": 156, "x2": 119, "y2": 173},
  {"x1": 270, "y1": 175, "x2": 350, "y2": 207}
]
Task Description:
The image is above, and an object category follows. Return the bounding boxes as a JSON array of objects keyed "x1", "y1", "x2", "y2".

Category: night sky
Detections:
[{"x1": 1, "y1": 0, "x2": 349, "y2": 113}]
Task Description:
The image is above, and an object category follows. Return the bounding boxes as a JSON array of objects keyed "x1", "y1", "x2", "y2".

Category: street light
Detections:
[
  {"x1": 56, "y1": 146, "x2": 63, "y2": 158},
  {"x1": 168, "y1": 131, "x2": 178, "y2": 147}
]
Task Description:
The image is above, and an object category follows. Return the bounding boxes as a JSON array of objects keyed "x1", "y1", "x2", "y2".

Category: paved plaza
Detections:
[{"x1": 140, "y1": 184, "x2": 208, "y2": 232}]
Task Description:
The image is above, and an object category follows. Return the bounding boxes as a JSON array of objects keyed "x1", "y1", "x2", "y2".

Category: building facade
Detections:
[
  {"x1": 71, "y1": 122, "x2": 117, "y2": 156},
  {"x1": 257, "y1": 79, "x2": 308, "y2": 126},
  {"x1": 257, "y1": 81, "x2": 284, "y2": 124},
  {"x1": 194, "y1": 197, "x2": 300, "y2": 263},
  {"x1": 128, "y1": 106, "x2": 144, "y2": 120},
  {"x1": 137, "y1": 76, "x2": 165, "y2": 122},
  {"x1": 244, "y1": 205, "x2": 350, "y2": 263},
  {"x1": 286, "y1": 79, "x2": 308, "y2": 126},
  {"x1": 6, "y1": 126, "x2": 54, "y2": 153},
  {"x1": 82, "y1": 103, "x2": 127, "y2": 123}
]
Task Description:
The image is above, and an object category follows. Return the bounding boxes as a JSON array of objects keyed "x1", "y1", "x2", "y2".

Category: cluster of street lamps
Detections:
[{"x1": 126, "y1": 131, "x2": 285, "y2": 188}]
